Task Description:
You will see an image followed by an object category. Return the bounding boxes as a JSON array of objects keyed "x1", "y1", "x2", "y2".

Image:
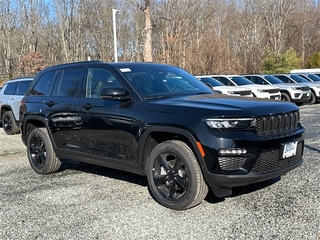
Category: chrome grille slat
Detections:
[{"x1": 236, "y1": 90, "x2": 251, "y2": 96}]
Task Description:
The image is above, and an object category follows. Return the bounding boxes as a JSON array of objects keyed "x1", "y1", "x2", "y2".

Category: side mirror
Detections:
[{"x1": 100, "y1": 87, "x2": 131, "y2": 101}]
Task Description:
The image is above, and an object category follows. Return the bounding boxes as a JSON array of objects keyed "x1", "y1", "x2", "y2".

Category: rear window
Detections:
[{"x1": 3, "y1": 83, "x2": 17, "y2": 95}]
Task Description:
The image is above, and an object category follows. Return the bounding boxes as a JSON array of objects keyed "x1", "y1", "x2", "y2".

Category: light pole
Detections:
[{"x1": 112, "y1": 9, "x2": 119, "y2": 62}]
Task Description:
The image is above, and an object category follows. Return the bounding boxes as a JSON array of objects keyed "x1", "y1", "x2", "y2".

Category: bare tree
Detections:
[
  {"x1": 257, "y1": 0, "x2": 298, "y2": 54},
  {"x1": 126, "y1": 0, "x2": 153, "y2": 62}
]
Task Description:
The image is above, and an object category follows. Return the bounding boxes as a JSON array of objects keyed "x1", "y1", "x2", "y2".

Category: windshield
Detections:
[
  {"x1": 118, "y1": 65, "x2": 212, "y2": 98},
  {"x1": 265, "y1": 75, "x2": 283, "y2": 84},
  {"x1": 200, "y1": 77, "x2": 224, "y2": 87},
  {"x1": 290, "y1": 74, "x2": 309, "y2": 83},
  {"x1": 230, "y1": 76, "x2": 254, "y2": 86},
  {"x1": 307, "y1": 74, "x2": 320, "y2": 82}
]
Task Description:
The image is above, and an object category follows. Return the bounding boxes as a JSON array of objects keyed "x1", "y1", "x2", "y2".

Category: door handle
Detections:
[
  {"x1": 46, "y1": 101, "x2": 55, "y2": 107},
  {"x1": 82, "y1": 103, "x2": 93, "y2": 110}
]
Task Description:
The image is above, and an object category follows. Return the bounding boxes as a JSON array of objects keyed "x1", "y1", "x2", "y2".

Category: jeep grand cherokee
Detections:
[{"x1": 19, "y1": 61, "x2": 304, "y2": 210}]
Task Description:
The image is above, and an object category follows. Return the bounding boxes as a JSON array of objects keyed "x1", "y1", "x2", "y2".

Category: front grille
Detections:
[
  {"x1": 270, "y1": 95, "x2": 279, "y2": 99},
  {"x1": 237, "y1": 90, "x2": 252, "y2": 96},
  {"x1": 218, "y1": 157, "x2": 247, "y2": 171},
  {"x1": 251, "y1": 142, "x2": 303, "y2": 174},
  {"x1": 268, "y1": 89, "x2": 280, "y2": 93},
  {"x1": 301, "y1": 87, "x2": 309, "y2": 91},
  {"x1": 255, "y1": 111, "x2": 300, "y2": 136}
]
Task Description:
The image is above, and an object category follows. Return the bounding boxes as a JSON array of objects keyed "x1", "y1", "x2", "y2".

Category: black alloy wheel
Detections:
[
  {"x1": 27, "y1": 127, "x2": 61, "y2": 174},
  {"x1": 2, "y1": 111, "x2": 19, "y2": 135},
  {"x1": 146, "y1": 140, "x2": 208, "y2": 210}
]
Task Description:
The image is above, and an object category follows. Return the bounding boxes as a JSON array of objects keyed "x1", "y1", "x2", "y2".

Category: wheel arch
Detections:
[
  {"x1": 280, "y1": 91, "x2": 291, "y2": 101},
  {"x1": 139, "y1": 126, "x2": 206, "y2": 175},
  {"x1": 0, "y1": 105, "x2": 12, "y2": 120},
  {"x1": 21, "y1": 115, "x2": 48, "y2": 145}
]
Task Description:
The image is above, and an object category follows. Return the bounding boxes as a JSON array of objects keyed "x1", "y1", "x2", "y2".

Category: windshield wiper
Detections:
[{"x1": 144, "y1": 95, "x2": 170, "y2": 100}]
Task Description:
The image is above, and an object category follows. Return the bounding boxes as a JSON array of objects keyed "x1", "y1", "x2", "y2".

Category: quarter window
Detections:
[{"x1": 30, "y1": 71, "x2": 56, "y2": 96}]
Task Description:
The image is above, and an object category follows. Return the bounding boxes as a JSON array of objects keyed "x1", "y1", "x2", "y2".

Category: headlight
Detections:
[
  {"x1": 257, "y1": 89, "x2": 264, "y2": 92},
  {"x1": 205, "y1": 118, "x2": 254, "y2": 129},
  {"x1": 291, "y1": 87, "x2": 300, "y2": 90},
  {"x1": 315, "y1": 85, "x2": 320, "y2": 88}
]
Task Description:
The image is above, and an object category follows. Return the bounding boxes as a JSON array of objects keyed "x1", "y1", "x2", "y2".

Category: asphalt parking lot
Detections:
[{"x1": 0, "y1": 104, "x2": 319, "y2": 240}]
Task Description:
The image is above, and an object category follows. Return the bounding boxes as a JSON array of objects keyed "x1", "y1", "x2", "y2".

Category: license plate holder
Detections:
[{"x1": 280, "y1": 141, "x2": 298, "y2": 159}]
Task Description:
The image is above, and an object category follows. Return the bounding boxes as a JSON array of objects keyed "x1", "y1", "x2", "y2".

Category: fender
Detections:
[
  {"x1": 20, "y1": 114, "x2": 50, "y2": 146},
  {"x1": 137, "y1": 125, "x2": 207, "y2": 175}
]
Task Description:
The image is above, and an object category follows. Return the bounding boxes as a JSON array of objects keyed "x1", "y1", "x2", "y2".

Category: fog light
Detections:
[{"x1": 219, "y1": 148, "x2": 247, "y2": 156}]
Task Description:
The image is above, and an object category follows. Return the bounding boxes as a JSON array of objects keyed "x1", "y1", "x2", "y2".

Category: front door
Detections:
[{"x1": 78, "y1": 67, "x2": 137, "y2": 164}]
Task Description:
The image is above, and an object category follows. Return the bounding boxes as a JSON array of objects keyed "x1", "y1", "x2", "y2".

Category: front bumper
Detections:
[
  {"x1": 198, "y1": 126, "x2": 304, "y2": 197},
  {"x1": 291, "y1": 92, "x2": 310, "y2": 102}
]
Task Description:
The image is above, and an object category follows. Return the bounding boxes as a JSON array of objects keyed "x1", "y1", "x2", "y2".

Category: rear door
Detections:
[
  {"x1": 9, "y1": 80, "x2": 32, "y2": 121},
  {"x1": 28, "y1": 68, "x2": 85, "y2": 151}
]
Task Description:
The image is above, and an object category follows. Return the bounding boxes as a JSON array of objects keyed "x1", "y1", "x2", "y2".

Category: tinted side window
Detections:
[
  {"x1": 16, "y1": 81, "x2": 32, "y2": 95},
  {"x1": 4, "y1": 83, "x2": 17, "y2": 95},
  {"x1": 31, "y1": 71, "x2": 56, "y2": 96},
  {"x1": 252, "y1": 76, "x2": 264, "y2": 84},
  {"x1": 216, "y1": 77, "x2": 231, "y2": 86},
  {"x1": 277, "y1": 76, "x2": 289, "y2": 83},
  {"x1": 86, "y1": 68, "x2": 123, "y2": 98},
  {"x1": 54, "y1": 68, "x2": 84, "y2": 97}
]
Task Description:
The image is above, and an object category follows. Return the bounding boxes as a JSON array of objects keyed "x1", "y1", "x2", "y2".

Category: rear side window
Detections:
[
  {"x1": 30, "y1": 71, "x2": 56, "y2": 96},
  {"x1": 52, "y1": 68, "x2": 84, "y2": 97},
  {"x1": 4, "y1": 83, "x2": 17, "y2": 95},
  {"x1": 16, "y1": 81, "x2": 32, "y2": 95}
]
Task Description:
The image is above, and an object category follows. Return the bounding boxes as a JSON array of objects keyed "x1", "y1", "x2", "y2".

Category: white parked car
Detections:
[
  {"x1": 274, "y1": 74, "x2": 320, "y2": 104},
  {"x1": 195, "y1": 76, "x2": 253, "y2": 97},
  {"x1": 243, "y1": 74, "x2": 310, "y2": 104},
  {"x1": 210, "y1": 75, "x2": 281, "y2": 100}
]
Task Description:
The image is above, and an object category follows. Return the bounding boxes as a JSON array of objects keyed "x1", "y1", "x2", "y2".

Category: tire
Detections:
[
  {"x1": 307, "y1": 92, "x2": 316, "y2": 105},
  {"x1": 146, "y1": 140, "x2": 208, "y2": 210},
  {"x1": 280, "y1": 92, "x2": 291, "y2": 102},
  {"x1": 2, "y1": 111, "x2": 19, "y2": 135},
  {"x1": 27, "y1": 127, "x2": 61, "y2": 174}
]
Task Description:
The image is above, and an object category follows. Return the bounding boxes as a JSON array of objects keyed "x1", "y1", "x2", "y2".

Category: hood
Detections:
[
  {"x1": 241, "y1": 84, "x2": 279, "y2": 90},
  {"x1": 142, "y1": 94, "x2": 298, "y2": 117},
  {"x1": 212, "y1": 86, "x2": 250, "y2": 91},
  {"x1": 304, "y1": 82, "x2": 320, "y2": 87}
]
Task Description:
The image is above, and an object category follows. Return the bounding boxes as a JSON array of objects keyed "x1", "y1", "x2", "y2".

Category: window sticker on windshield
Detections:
[{"x1": 120, "y1": 68, "x2": 131, "y2": 72}]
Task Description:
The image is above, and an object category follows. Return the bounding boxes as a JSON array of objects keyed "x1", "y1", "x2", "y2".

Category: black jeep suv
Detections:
[{"x1": 19, "y1": 61, "x2": 304, "y2": 210}]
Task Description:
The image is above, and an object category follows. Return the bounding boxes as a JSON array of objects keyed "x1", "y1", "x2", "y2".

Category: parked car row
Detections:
[{"x1": 196, "y1": 73, "x2": 318, "y2": 105}]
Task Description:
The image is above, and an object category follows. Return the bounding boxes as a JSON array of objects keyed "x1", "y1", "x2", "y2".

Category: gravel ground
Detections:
[{"x1": 0, "y1": 104, "x2": 319, "y2": 240}]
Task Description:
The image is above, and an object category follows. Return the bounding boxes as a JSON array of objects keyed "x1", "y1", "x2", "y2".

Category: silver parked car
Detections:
[{"x1": 0, "y1": 77, "x2": 33, "y2": 134}]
